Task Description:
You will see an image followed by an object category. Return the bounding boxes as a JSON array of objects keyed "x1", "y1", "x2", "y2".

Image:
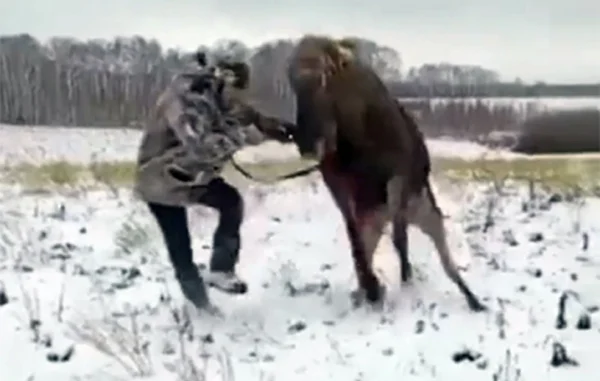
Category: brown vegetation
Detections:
[{"x1": 513, "y1": 109, "x2": 600, "y2": 154}]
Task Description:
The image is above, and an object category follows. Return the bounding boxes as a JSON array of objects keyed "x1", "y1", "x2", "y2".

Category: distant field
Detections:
[
  {"x1": 3, "y1": 154, "x2": 599, "y2": 196},
  {"x1": 0, "y1": 123, "x2": 503, "y2": 165},
  {"x1": 398, "y1": 96, "x2": 600, "y2": 110}
]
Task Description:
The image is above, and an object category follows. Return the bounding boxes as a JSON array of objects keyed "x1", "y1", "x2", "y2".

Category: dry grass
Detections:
[
  {"x1": 68, "y1": 312, "x2": 154, "y2": 377},
  {"x1": 1, "y1": 155, "x2": 599, "y2": 194},
  {"x1": 0, "y1": 159, "x2": 314, "y2": 189},
  {"x1": 432, "y1": 156, "x2": 600, "y2": 193},
  {"x1": 2, "y1": 160, "x2": 137, "y2": 188}
]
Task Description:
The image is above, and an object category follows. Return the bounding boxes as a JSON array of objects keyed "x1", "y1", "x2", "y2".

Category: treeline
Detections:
[
  {"x1": 0, "y1": 33, "x2": 597, "y2": 137},
  {"x1": 388, "y1": 82, "x2": 600, "y2": 98},
  {"x1": 400, "y1": 99, "x2": 540, "y2": 139}
]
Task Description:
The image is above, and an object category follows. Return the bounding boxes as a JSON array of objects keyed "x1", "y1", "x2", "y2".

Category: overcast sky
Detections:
[{"x1": 1, "y1": 0, "x2": 598, "y2": 83}]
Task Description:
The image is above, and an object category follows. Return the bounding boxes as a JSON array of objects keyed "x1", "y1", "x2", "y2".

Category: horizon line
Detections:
[{"x1": 2, "y1": 31, "x2": 600, "y2": 87}]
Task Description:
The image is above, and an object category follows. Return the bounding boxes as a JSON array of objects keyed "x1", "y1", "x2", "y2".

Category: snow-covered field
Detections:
[
  {"x1": 1, "y1": 173, "x2": 599, "y2": 381},
  {"x1": 1, "y1": 127, "x2": 599, "y2": 380},
  {"x1": 0, "y1": 124, "x2": 519, "y2": 166}
]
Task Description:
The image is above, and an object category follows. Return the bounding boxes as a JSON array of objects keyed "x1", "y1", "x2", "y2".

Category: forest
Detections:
[{"x1": 0, "y1": 33, "x2": 597, "y2": 139}]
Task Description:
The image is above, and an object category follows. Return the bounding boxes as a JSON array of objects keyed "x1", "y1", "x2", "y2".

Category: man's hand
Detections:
[
  {"x1": 271, "y1": 121, "x2": 296, "y2": 143},
  {"x1": 281, "y1": 121, "x2": 297, "y2": 136},
  {"x1": 253, "y1": 115, "x2": 296, "y2": 144}
]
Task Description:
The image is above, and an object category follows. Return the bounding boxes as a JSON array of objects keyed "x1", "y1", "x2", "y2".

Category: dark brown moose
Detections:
[{"x1": 286, "y1": 34, "x2": 486, "y2": 312}]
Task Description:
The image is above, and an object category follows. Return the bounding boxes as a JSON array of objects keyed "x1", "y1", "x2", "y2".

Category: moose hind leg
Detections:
[
  {"x1": 411, "y1": 186, "x2": 486, "y2": 312},
  {"x1": 387, "y1": 176, "x2": 414, "y2": 284},
  {"x1": 392, "y1": 216, "x2": 412, "y2": 282},
  {"x1": 358, "y1": 204, "x2": 387, "y2": 275}
]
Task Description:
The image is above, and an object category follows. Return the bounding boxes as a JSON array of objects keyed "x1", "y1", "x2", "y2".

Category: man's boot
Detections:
[
  {"x1": 205, "y1": 236, "x2": 248, "y2": 294},
  {"x1": 203, "y1": 270, "x2": 248, "y2": 294}
]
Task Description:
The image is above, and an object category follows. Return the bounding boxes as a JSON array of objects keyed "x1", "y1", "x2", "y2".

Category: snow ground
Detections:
[
  {"x1": 10, "y1": 123, "x2": 600, "y2": 167},
  {"x1": 0, "y1": 123, "x2": 517, "y2": 165},
  {"x1": 1, "y1": 126, "x2": 599, "y2": 380},
  {"x1": 1, "y1": 172, "x2": 599, "y2": 380}
]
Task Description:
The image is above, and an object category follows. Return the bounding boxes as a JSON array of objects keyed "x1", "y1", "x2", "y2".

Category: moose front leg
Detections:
[
  {"x1": 320, "y1": 157, "x2": 386, "y2": 306},
  {"x1": 348, "y1": 199, "x2": 388, "y2": 307}
]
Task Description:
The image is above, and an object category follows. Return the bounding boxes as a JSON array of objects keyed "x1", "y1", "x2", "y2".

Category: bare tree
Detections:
[{"x1": 0, "y1": 33, "x2": 555, "y2": 141}]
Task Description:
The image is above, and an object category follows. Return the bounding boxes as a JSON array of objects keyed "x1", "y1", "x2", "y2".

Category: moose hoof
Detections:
[
  {"x1": 401, "y1": 263, "x2": 413, "y2": 283},
  {"x1": 351, "y1": 284, "x2": 386, "y2": 309},
  {"x1": 467, "y1": 296, "x2": 487, "y2": 312}
]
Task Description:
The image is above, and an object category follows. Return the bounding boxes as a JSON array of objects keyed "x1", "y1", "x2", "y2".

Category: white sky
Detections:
[{"x1": 1, "y1": 0, "x2": 598, "y2": 83}]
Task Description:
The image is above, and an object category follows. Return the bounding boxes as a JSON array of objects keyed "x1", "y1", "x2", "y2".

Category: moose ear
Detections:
[
  {"x1": 323, "y1": 39, "x2": 354, "y2": 73},
  {"x1": 334, "y1": 39, "x2": 355, "y2": 68},
  {"x1": 337, "y1": 38, "x2": 357, "y2": 56},
  {"x1": 336, "y1": 38, "x2": 357, "y2": 51}
]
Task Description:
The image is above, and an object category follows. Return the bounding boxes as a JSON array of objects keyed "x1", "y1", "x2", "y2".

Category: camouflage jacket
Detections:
[{"x1": 134, "y1": 70, "x2": 292, "y2": 206}]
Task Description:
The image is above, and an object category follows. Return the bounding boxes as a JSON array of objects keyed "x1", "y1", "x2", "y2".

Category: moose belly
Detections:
[{"x1": 320, "y1": 152, "x2": 388, "y2": 206}]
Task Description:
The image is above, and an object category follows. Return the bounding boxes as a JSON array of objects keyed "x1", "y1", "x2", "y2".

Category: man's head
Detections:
[
  {"x1": 216, "y1": 60, "x2": 250, "y2": 90},
  {"x1": 185, "y1": 53, "x2": 252, "y2": 115},
  {"x1": 189, "y1": 50, "x2": 250, "y2": 90},
  {"x1": 211, "y1": 60, "x2": 252, "y2": 113},
  {"x1": 195, "y1": 51, "x2": 208, "y2": 67}
]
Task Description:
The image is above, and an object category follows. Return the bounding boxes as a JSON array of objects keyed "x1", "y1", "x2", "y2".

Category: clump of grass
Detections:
[
  {"x1": 114, "y1": 217, "x2": 156, "y2": 257},
  {"x1": 8, "y1": 161, "x2": 85, "y2": 187},
  {"x1": 68, "y1": 310, "x2": 154, "y2": 377},
  {"x1": 90, "y1": 160, "x2": 136, "y2": 186},
  {"x1": 3, "y1": 160, "x2": 135, "y2": 189}
]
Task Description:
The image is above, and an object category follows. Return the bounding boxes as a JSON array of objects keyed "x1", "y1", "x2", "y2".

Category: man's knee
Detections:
[
  {"x1": 201, "y1": 179, "x2": 244, "y2": 224},
  {"x1": 221, "y1": 185, "x2": 244, "y2": 225},
  {"x1": 222, "y1": 182, "x2": 243, "y2": 207},
  {"x1": 147, "y1": 202, "x2": 188, "y2": 233}
]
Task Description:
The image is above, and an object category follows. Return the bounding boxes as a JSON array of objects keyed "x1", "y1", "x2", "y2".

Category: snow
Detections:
[
  {"x1": 6, "y1": 123, "x2": 599, "y2": 167},
  {"x1": 1, "y1": 170, "x2": 599, "y2": 380},
  {"x1": 1, "y1": 124, "x2": 599, "y2": 380},
  {"x1": 0, "y1": 123, "x2": 512, "y2": 165}
]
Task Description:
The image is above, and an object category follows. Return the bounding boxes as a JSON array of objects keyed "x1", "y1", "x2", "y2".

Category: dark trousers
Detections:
[{"x1": 147, "y1": 178, "x2": 244, "y2": 277}]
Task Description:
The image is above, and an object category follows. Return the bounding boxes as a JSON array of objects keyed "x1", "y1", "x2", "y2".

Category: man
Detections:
[{"x1": 134, "y1": 54, "x2": 295, "y2": 312}]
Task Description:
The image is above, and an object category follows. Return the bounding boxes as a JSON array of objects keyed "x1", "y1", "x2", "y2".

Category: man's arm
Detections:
[
  {"x1": 228, "y1": 102, "x2": 296, "y2": 144},
  {"x1": 211, "y1": 59, "x2": 296, "y2": 145}
]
